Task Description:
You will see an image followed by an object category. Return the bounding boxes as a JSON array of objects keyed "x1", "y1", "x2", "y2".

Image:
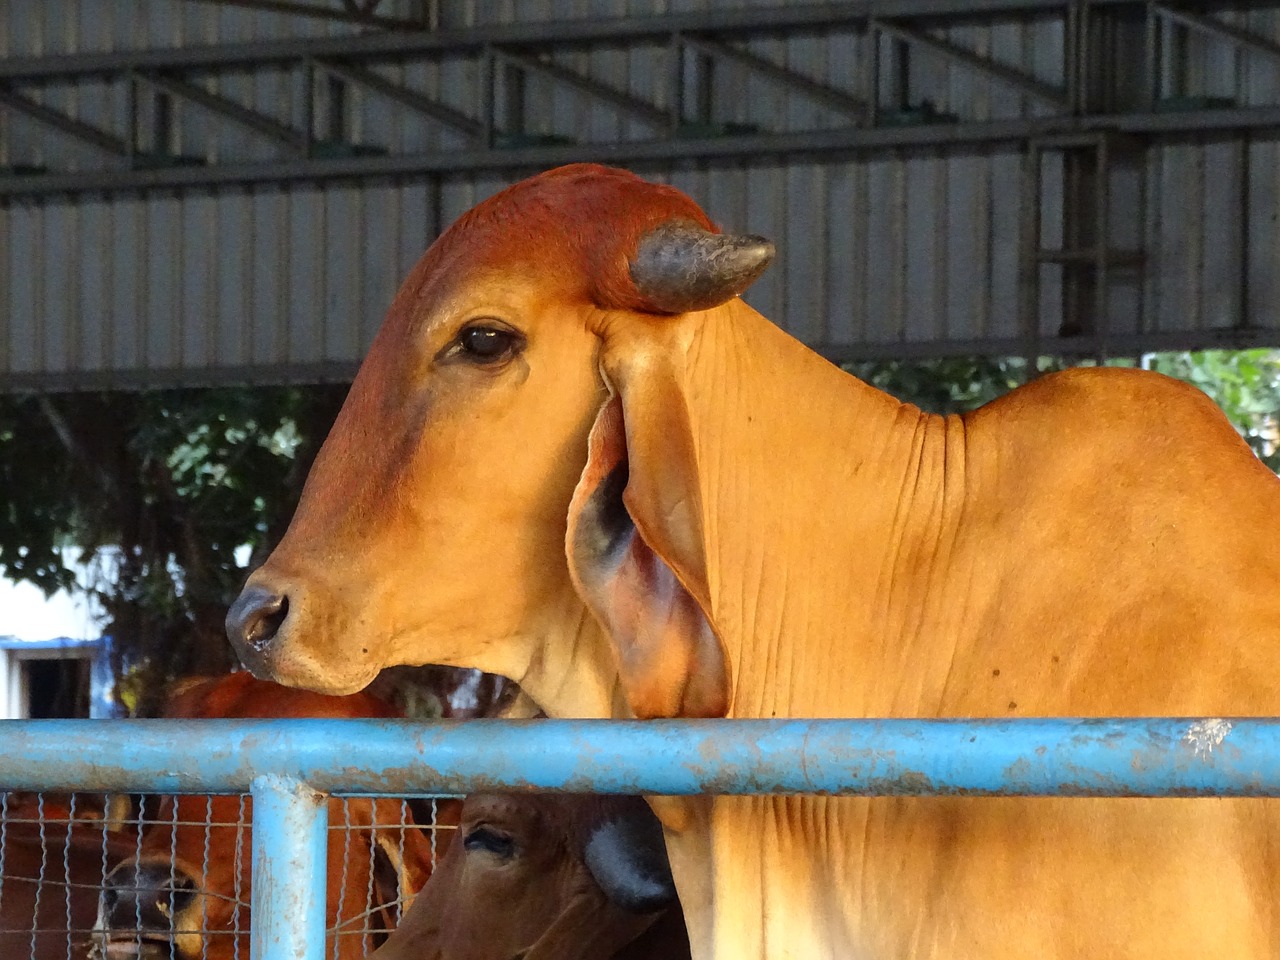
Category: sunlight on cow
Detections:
[
  {"x1": 92, "y1": 673, "x2": 454, "y2": 960},
  {"x1": 373, "y1": 793, "x2": 689, "y2": 960},
  {"x1": 229, "y1": 163, "x2": 1280, "y2": 959}
]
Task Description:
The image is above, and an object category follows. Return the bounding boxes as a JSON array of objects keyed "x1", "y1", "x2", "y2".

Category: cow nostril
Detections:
[
  {"x1": 248, "y1": 594, "x2": 287, "y2": 647},
  {"x1": 168, "y1": 873, "x2": 198, "y2": 912},
  {"x1": 227, "y1": 586, "x2": 290, "y2": 652}
]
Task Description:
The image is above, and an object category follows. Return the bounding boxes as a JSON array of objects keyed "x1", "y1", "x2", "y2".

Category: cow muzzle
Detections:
[
  {"x1": 225, "y1": 574, "x2": 382, "y2": 694},
  {"x1": 92, "y1": 860, "x2": 203, "y2": 960}
]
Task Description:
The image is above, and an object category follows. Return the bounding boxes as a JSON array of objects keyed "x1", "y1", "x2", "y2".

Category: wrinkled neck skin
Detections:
[
  {"x1": 528, "y1": 298, "x2": 968, "y2": 960},
  {"x1": 647, "y1": 299, "x2": 968, "y2": 960},
  {"x1": 689, "y1": 299, "x2": 966, "y2": 722},
  {"x1": 517, "y1": 592, "x2": 629, "y2": 720}
]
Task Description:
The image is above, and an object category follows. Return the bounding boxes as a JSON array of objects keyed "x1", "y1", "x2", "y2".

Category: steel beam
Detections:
[
  {"x1": 682, "y1": 36, "x2": 869, "y2": 120},
  {"x1": 5, "y1": 105, "x2": 1280, "y2": 200},
  {"x1": 0, "y1": 88, "x2": 129, "y2": 156},
  {"x1": 498, "y1": 49, "x2": 670, "y2": 127},
  {"x1": 139, "y1": 72, "x2": 308, "y2": 152},
  {"x1": 178, "y1": 0, "x2": 423, "y2": 30},
  {"x1": 875, "y1": 18, "x2": 1070, "y2": 108},
  {"x1": 4, "y1": 0, "x2": 1280, "y2": 206},
  {"x1": 315, "y1": 59, "x2": 484, "y2": 140},
  {"x1": 0, "y1": 2, "x2": 1165, "y2": 84},
  {"x1": 4, "y1": 717, "x2": 1280, "y2": 797},
  {"x1": 1153, "y1": 3, "x2": 1280, "y2": 65},
  {"x1": 820, "y1": 326, "x2": 1280, "y2": 362}
]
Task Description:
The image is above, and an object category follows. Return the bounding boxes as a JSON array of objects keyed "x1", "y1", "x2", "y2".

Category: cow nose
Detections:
[
  {"x1": 227, "y1": 585, "x2": 289, "y2": 653},
  {"x1": 102, "y1": 861, "x2": 199, "y2": 931}
]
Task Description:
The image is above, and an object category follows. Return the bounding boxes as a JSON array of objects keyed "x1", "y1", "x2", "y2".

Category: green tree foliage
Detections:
[{"x1": 0, "y1": 385, "x2": 347, "y2": 714}]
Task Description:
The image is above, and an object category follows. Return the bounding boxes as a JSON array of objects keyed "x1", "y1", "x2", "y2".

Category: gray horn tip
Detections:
[{"x1": 630, "y1": 219, "x2": 776, "y2": 314}]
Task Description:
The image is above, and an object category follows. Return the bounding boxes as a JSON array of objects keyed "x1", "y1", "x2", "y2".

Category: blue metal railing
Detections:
[{"x1": 3, "y1": 716, "x2": 1280, "y2": 959}]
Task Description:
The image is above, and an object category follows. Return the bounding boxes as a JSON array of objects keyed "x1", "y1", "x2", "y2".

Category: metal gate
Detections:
[{"x1": 1, "y1": 716, "x2": 1277, "y2": 960}]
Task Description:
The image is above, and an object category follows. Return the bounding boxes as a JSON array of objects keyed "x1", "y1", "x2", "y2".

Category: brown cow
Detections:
[
  {"x1": 0, "y1": 796, "x2": 137, "y2": 960},
  {"x1": 374, "y1": 793, "x2": 689, "y2": 960},
  {"x1": 228, "y1": 163, "x2": 1280, "y2": 959},
  {"x1": 92, "y1": 673, "x2": 455, "y2": 960}
]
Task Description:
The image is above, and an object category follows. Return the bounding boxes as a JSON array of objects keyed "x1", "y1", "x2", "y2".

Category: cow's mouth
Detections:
[{"x1": 91, "y1": 934, "x2": 185, "y2": 960}]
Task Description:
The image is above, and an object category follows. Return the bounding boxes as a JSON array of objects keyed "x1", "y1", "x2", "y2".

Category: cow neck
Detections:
[
  {"x1": 688, "y1": 299, "x2": 969, "y2": 719},
  {"x1": 518, "y1": 589, "x2": 628, "y2": 719}
]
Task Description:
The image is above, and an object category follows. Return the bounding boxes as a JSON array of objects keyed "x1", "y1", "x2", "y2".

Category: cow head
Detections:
[
  {"x1": 92, "y1": 675, "x2": 448, "y2": 960},
  {"x1": 227, "y1": 164, "x2": 774, "y2": 719},
  {"x1": 372, "y1": 793, "x2": 687, "y2": 960}
]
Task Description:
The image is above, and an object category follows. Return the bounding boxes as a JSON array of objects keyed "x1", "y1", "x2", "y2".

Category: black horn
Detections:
[
  {"x1": 629, "y1": 219, "x2": 775, "y2": 314},
  {"x1": 580, "y1": 798, "x2": 678, "y2": 914}
]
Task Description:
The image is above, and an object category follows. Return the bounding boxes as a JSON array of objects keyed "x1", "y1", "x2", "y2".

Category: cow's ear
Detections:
[
  {"x1": 565, "y1": 341, "x2": 730, "y2": 719},
  {"x1": 370, "y1": 817, "x2": 435, "y2": 924}
]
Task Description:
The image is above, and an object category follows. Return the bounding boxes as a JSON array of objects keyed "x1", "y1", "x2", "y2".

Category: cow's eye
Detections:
[
  {"x1": 464, "y1": 825, "x2": 516, "y2": 858},
  {"x1": 453, "y1": 324, "x2": 524, "y2": 364}
]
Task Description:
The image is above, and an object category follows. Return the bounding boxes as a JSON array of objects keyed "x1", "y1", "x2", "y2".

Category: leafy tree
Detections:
[{"x1": 0, "y1": 386, "x2": 347, "y2": 714}]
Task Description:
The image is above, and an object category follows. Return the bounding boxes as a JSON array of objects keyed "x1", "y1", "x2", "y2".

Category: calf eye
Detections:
[
  {"x1": 453, "y1": 324, "x2": 524, "y2": 364},
  {"x1": 464, "y1": 825, "x2": 516, "y2": 859}
]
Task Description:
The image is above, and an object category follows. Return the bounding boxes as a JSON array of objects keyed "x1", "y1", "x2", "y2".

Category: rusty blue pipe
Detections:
[
  {"x1": 0, "y1": 717, "x2": 1276, "y2": 796},
  {"x1": 249, "y1": 775, "x2": 326, "y2": 960}
]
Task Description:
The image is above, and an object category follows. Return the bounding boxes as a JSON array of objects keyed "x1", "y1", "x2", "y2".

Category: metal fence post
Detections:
[{"x1": 250, "y1": 774, "x2": 327, "y2": 960}]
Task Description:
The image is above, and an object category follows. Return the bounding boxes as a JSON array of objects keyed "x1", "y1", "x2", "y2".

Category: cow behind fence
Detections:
[
  {"x1": 0, "y1": 673, "x2": 460, "y2": 960},
  {"x1": 0, "y1": 789, "x2": 455, "y2": 960}
]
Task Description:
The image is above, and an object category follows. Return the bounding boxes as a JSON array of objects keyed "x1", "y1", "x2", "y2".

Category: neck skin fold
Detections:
[
  {"x1": 518, "y1": 591, "x2": 627, "y2": 719},
  {"x1": 683, "y1": 298, "x2": 969, "y2": 720}
]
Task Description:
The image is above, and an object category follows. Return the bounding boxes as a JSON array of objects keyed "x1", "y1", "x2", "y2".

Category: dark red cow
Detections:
[
  {"x1": 373, "y1": 793, "x2": 690, "y2": 960},
  {"x1": 92, "y1": 673, "x2": 458, "y2": 960},
  {"x1": 0, "y1": 795, "x2": 137, "y2": 960}
]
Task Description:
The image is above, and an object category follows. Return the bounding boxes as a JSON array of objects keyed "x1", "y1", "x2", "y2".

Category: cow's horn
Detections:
[
  {"x1": 582, "y1": 810, "x2": 677, "y2": 914},
  {"x1": 629, "y1": 219, "x2": 775, "y2": 314}
]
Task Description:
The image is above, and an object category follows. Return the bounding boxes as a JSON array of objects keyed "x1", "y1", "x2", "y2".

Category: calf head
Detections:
[
  {"x1": 92, "y1": 675, "x2": 446, "y2": 960},
  {"x1": 373, "y1": 793, "x2": 688, "y2": 960},
  {"x1": 228, "y1": 164, "x2": 774, "y2": 720}
]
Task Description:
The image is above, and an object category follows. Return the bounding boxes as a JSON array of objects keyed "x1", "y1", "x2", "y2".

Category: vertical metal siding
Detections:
[{"x1": 3, "y1": 2, "x2": 1280, "y2": 389}]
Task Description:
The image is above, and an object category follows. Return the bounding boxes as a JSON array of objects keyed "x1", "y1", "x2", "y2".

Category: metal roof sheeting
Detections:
[{"x1": 2, "y1": 1, "x2": 1279, "y2": 389}]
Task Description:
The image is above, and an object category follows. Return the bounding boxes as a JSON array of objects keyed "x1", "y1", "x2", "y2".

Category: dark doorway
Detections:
[{"x1": 23, "y1": 658, "x2": 92, "y2": 719}]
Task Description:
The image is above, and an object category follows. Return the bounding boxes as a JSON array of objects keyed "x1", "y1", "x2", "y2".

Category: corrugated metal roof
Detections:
[{"x1": 2, "y1": 1, "x2": 1279, "y2": 389}]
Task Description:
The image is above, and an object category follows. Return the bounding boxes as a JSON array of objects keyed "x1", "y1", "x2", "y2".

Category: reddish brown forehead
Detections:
[{"x1": 421, "y1": 163, "x2": 718, "y2": 311}]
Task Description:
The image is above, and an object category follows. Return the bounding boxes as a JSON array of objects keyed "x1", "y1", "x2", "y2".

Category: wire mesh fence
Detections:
[{"x1": 0, "y1": 790, "x2": 458, "y2": 960}]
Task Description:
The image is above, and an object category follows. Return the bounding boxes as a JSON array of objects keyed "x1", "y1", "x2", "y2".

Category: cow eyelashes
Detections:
[
  {"x1": 463, "y1": 825, "x2": 516, "y2": 859},
  {"x1": 445, "y1": 322, "x2": 526, "y2": 365}
]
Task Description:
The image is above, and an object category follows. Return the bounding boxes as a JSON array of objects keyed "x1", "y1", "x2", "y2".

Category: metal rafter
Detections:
[
  {"x1": 874, "y1": 18, "x2": 1069, "y2": 108},
  {"x1": 315, "y1": 59, "x2": 483, "y2": 140},
  {"x1": 681, "y1": 36, "x2": 868, "y2": 120},
  {"x1": 177, "y1": 0, "x2": 423, "y2": 30},
  {"x1": 1153, "y1": 3, "x2": 1280, "y2": 64},
  {"x1": 139, "y1": 72, "x2": 309, "y2": 151},
  {"x1": 0, "y1": 87, "x2": 129, "y2": 156},
  {"x1": 0, "y1": 2, "x2": 1134, "y2": 83},
  {"x1": 497, "y1": 49, "x2": 670, "y2": 128},
  {"x1": 5, "y1": 104, "x2": 1280, "y2": 199}
]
